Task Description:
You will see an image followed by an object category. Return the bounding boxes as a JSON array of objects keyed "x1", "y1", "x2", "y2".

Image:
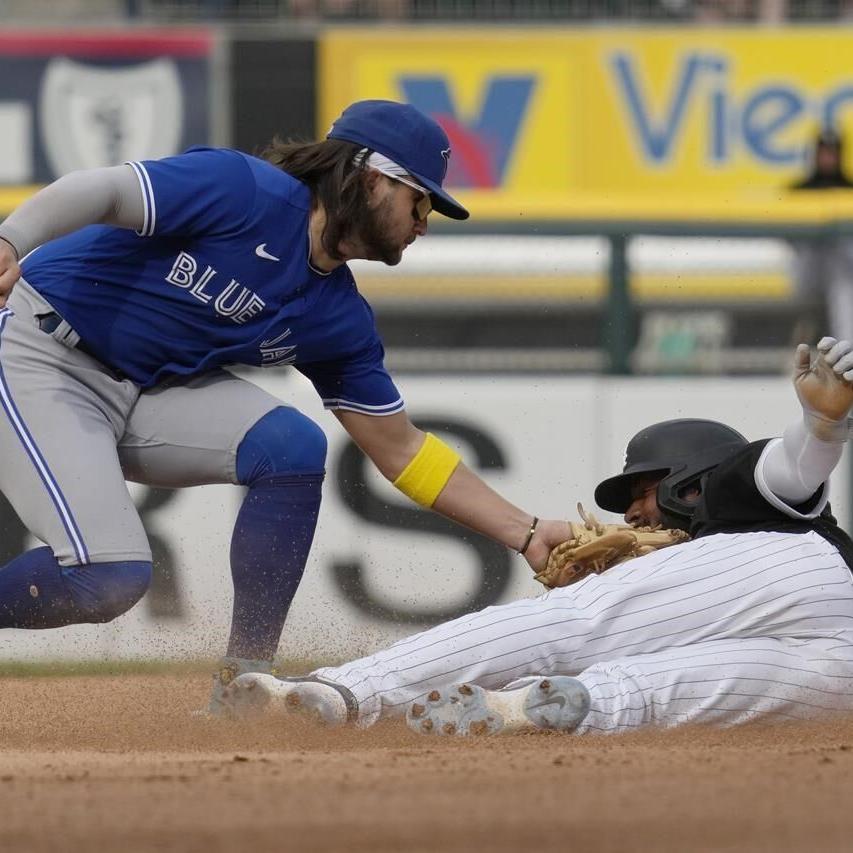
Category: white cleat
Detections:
[
  {"x1": 220, "y1": 674, "x2": 358, "y2": 726},
  {"x1": 406, "y1": 677, "x2": 590, "y2": 737},
  {"x1": 205, "y1": 657, "x2": 274, "y2": 718}
]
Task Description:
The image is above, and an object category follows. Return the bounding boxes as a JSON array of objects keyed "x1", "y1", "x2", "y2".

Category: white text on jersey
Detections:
[
  {"x1": 260, "y1": 327, "x2": 297, "y2": 366},
  {"x1": 166, "y1": 251, "x2": 266, "y2": 324}
]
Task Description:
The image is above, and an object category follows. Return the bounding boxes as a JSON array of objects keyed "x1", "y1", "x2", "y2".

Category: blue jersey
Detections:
[{"x1": 20, "y1": 147, "x2": 404, "y2": 415}]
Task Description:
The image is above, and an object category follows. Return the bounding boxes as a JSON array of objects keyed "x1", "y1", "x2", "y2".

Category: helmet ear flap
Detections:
[
  {"x1": 657, "y1": 470, "x2": 711, "y2": 531},
  {"x1": 656, "y1": 442, "x2": 742, "y2": 530}
]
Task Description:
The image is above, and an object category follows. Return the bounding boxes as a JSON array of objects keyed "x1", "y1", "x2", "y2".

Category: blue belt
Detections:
[{"x1": 37, "y1": 312, "x2": 127, "y2": 381}]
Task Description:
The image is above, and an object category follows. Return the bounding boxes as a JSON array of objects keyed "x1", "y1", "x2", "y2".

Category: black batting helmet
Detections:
[{"x1": 594, "y1": 419, "x2": 749, "y2": 529}]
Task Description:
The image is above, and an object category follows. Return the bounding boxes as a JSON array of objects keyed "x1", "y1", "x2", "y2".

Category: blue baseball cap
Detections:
[{"x1": 327, "y1": 99, "x2": 469, "y2": 221}]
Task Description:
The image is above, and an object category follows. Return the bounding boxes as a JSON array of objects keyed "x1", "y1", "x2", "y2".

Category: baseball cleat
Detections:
[
  {"x1": 219, "y1": 674, "x2": 358, "y2": 726},
  {"x1": 205, "y1": 656, "x2": 274, "y2": 718},
  {"x1": 406, "y1": 677, "x2": 590, "y2": 737},
  {"x1": 521, "y1": 677, "x2": 592, "y2": 731}
]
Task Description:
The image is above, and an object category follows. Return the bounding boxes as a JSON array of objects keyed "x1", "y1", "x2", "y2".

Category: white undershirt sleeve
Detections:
[
  {"x1": 759, "y1": 419, "x2": 843, "y2": 505},
  {"x1": 0, "y1": 164, "x2": 145, "y2": 259}
]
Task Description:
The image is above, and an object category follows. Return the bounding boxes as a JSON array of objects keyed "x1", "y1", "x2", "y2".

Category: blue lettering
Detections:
[
  {"x1": 400, "y1": 76, "x2": 534, "y2": 187},
  {"x1": 609, "y1": 52, "x2": 706, "y2": 163},
  {"x1": 705, "y1": 57, "x2": 729, "y2": 164},
  {"x1": 741, "y1": 85, "x2": 804, "y2": 164},
  {"x1": 822, "y1": 86, "x2": 853, "y2": 132},
  {"x1": 608, "y1": 51, "x2": 853, "y2": 169},
  {"x1": 710, "y1": 89, "x2": 728, "y2": 164}
]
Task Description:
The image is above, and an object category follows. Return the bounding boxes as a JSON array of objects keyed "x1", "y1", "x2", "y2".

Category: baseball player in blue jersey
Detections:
[
  {"x1": 0, "y1": 100, "x2": 569, "y2": 712},
  {"x1": 219, "y1": 338, "x2": 853, "y2": 735}
]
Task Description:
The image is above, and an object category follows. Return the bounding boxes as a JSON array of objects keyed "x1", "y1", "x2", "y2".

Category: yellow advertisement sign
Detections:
[
  {"x1": 321, "y1": 30, "x2": 578, "y2": 198},
  {"x1": 321, "y1": 28, "x2": 853, "y2": 219}
]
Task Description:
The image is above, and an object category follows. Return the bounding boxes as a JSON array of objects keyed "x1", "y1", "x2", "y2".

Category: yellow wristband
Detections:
[{"x1": 393, "y1": 432, "x2": 461, "y2": 508}]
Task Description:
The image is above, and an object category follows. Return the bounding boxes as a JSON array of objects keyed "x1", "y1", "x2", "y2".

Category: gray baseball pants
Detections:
[{"x1": 0, "y1": 279, "x2": 281, "y2": 567}]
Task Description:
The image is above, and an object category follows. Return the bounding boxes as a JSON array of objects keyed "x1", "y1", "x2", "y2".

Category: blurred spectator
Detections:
[
  {"x1": 791, "y1": 128, "x2": 853, "y2": 190},
  {"x1": 789, "y1": 128, "x2": 853, "y2": 345}
]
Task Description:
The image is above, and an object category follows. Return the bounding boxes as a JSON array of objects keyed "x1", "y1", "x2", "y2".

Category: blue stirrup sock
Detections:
[
  {"x1": 0, "y1": 546, "x2": 152, "y2": 628},
  {"x1": 228, "y1": 407, "x2": 326, "y2": 661},
  {"x1": 226, "y1": 471, "x2": 324, "y2": 660}
]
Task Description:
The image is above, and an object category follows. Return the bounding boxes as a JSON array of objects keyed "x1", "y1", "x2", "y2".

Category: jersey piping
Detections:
[
  {"x1": 0, "y1": 308, "x2": 89, "y2": 563},
  {"x1": 127, "y1": 160, "x2": 155, "y2": 237},
  {"x1": 322, "y1": 395, "x2": 405, "y2": 416}
]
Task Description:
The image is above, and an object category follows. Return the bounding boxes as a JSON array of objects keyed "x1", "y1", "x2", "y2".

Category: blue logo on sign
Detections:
[
  {"x1": 610, "y1": 50, "x2": 853, "y2": 167},
  {"x1": 400, "y1": 76, "x2": 535, "y2": 187}
]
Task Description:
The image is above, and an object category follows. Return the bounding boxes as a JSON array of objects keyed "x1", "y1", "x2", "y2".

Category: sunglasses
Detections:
[{"x1": 383, "y1": 172, "x2": 433, "y2": 221}]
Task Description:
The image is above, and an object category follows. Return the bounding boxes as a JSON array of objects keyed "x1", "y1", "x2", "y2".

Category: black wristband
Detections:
[{"x1": 518, "y1": 516, "x2": 539, "y2": 555}]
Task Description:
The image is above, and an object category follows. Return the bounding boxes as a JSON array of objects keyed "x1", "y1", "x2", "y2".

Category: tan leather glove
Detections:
[{"x1": 534, "y1": 503, "x2": 690, "y2": 589}]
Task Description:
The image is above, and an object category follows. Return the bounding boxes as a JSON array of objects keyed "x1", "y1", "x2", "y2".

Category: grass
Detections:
[
  {"x1": 0, "y1": 656, "x2": 339, "y2": 678},
  {"x1": 0, "y1": 659, "x2": 210, "y2": 678}
]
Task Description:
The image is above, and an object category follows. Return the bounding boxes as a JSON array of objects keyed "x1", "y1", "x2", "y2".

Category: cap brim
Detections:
[
  {"x1": 594, "y1": 464, "x2": 670, "y2": 513},
  {"x1": 413, "y1": 173, "x2": 469, "y2": 220}
]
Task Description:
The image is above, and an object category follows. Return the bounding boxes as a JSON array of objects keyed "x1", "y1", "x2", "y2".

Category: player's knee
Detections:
[
  {"x1": 62, "y1": 560, "x2": 153, "y2": 623},
  {"x1": 236, "y1": 406, "x2": 328, "y2": 485}
]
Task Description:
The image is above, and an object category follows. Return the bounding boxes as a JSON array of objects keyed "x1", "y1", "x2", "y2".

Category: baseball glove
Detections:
[{"x1": 534, "y1": 503, "x2": 690, "y2": 589}]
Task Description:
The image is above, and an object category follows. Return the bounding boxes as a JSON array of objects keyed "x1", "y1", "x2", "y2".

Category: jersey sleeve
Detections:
[
  {"x1": 753, "y1": 438, "x2": 829, "y2": 520},
  {"x1": 296, "y1": 339, "x2": 405, "y2": 416},
  {"x1": 126, "y1": 148, "x2": 256, "y2": 238}
]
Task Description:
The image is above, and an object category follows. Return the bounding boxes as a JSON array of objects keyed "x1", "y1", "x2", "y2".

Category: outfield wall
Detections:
[{"x1": 1, "y1": 371, "x2": 840, "y2": 664}]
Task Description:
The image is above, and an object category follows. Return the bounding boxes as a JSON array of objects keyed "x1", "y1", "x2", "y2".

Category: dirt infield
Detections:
[{"x1": 2, "y1": 672, "x2": 853, "y2": 853}]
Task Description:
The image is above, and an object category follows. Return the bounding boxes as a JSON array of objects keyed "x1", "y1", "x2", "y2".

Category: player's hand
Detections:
[
  {"x1": 0, "y1": 239, "x2": 21, "y2": 308},
  {"x1": 521, "y1": 517, "x2": 574, "y2": 574},
  {"x1": 793, "y1": 337, "x2": 853, "y2": 441}
]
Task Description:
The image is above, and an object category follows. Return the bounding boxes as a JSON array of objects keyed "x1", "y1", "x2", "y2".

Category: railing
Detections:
[
  {"x1": 423, "y1": 192, "x2": 853, "y2": 373},
  {"x1": 3, "y1": 185, "x2": 852, "y2": 377}
]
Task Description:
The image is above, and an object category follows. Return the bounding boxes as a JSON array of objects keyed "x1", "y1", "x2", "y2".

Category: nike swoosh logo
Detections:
[
  {"x1": 255, "y1": 243, "x2": 280, "y2": 262},
  {"x1": 527, "y1": 695, "x2": 567, "y2": 711}
]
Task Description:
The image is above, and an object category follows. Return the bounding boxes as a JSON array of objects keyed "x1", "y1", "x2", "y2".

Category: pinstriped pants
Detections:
[{"x1": 315, "y1": 530, "x2": 853, "y2": 732}]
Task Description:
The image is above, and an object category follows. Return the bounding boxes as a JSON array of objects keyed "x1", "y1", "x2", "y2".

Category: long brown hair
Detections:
[{"x1": 261, "y1": 138, "x2": 369, "y2": 261}]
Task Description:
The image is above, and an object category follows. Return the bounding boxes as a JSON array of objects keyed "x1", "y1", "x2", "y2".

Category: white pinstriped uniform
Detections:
[{"x1": 315, "y1": 527, "x2": 853, "y2": 733}]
